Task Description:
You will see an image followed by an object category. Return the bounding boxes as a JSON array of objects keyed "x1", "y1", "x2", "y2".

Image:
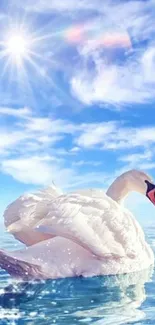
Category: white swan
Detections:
[{"x1": 0, "y1": 169, "x2": 155, "y2": 279}]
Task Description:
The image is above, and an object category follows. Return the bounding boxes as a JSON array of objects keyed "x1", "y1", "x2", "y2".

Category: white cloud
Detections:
[
  {"x1": 16, "y1": 0, "x2": 103, "y2": 13},
  {"x1": 0, "y1": 107, "x2": 118, "y2": 188},
  {"x1": 0, "y1": 131, "x2": 30, "y2": 155},
  {"x1": 72, "y1": 160, "x2": 101, "y2": 167},
  {"x1": 24, "y1": 117, "x2": 79, "y2": 134},
  {"x1": 119, "y1": 151, "x2": 153, "y2": 164},
  {"x1": 17, "y1": 0, "x2": 155, "y2": 21},
  {"x1": 1, "y1": 1, "x2": 155, "y2": 194},
  {"x1": 137, "y1": 162, "x2": 155, "y2": 170},
  {"x1": 1, "y1": 156, "x2": 74, "y2": 187},
  {"x1": 70, "y1": 146, "x2": 81, "y2": 153},
  {"x1": 0, "y1": 108, "x2": 111, "y2": 188},
  {"x1": 1, "y1": 105, "x2": 155, "y2": 188},
  {"x1": 110, "y1": 127, "x2": 155, "y2": 149},
  {"x1": 71, "y1": 48, "x2": 155, "y2": 106},
  {"x1": 117, "y1": 150, "x2": 155, "y2": 173},
  {"x1": 1, "y1": 155, "x2": 109, "y2": 190},
  {"x1": 76, "y1": 122, "x2": 118, "y2": 147},
  {"x1": 141, "y1": 47, "x2": 155, "y2": 82},
  {"x1": 76, "y1": 123, "x2": 155, "y2": 151},
  {"x1": 13, "y1": 0, "x2": 155, "y2": 107},
  {"x1": 0, "y1": 107, "x2": 31, "y2": 118}
]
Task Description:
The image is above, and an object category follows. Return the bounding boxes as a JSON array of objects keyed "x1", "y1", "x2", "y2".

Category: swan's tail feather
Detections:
[{"x1": 0, "y1": 250, "x2": 44, "y2": 280}]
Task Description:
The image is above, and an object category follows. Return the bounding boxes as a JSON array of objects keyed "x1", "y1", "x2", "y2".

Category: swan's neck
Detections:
[{"x1": 106, "y1": 171, "x2": 146, "y2": 204}]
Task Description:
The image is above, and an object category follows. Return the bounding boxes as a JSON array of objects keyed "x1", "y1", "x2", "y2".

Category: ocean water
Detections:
[{"x1": 0, "y1": 227, "x2": 155, "y2": 325}]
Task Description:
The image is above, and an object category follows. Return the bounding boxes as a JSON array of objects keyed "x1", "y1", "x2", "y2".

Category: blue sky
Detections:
[{"x1": 0, "y1": 0, "x2": 155, "y2": 225}]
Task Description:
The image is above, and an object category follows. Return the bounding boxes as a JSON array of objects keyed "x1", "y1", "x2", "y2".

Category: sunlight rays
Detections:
[
  {"x1": 2, "y1": 29, "x2": 33, "y2": 65},
  {"x1": 0, "y1": 24, "x2": 50, "y2": 73},
  {"x1": 0, "y1": 22, "x2": 57, "y2": 102},
  {"x1": 0, "y1": 17, "x2": 132, "y2": 108}
]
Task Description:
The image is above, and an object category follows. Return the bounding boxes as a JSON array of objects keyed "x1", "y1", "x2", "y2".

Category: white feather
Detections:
[
  {"x1": 34, "y1": 190, "x2": 150, "y2": 261},
  {"x1": 4, "y1": 185, "x2": 63, "y2": 245}
]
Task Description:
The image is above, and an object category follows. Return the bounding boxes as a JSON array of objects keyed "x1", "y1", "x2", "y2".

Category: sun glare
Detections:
[
  {"x1": 5, "y1": 33, "x2": 30, "y2": 62},
  {"x1": 0, "y1": 24, "x2": 53, "y2": 82},
  {"x1": 7, "y1": 35, "x2": 27, "y2": 55}
]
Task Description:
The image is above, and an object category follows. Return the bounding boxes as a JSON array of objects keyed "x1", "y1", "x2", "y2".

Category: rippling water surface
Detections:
[{"x1": 0, "y1": 227, "x2": 155, "y2": 325}]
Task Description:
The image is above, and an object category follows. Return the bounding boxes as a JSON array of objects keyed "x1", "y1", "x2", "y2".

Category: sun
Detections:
[
  {"x1": 0, "y1": 23, "x2": 53, "y2": 81},
  {"x1": 4, "y1": 33, "x2": 30, "y2": 63},
  {"x1": 6, "y1": 35, "x2": 28, "y2": 56}
]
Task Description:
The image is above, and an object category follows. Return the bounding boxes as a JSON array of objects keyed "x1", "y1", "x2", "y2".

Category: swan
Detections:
[{"x1": 0, "y1": 169, "x2": 155, "y2": 279}]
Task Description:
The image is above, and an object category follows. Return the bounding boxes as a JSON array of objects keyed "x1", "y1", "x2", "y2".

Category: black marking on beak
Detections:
[{"x1": 145, "y1": 180, "x2": 155, "y2": 197}]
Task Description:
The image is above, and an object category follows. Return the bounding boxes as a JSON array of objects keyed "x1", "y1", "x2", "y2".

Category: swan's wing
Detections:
[
  {"x1": 0, "y1": 237, "x2": 101, "y2": 279},
  {"x1": 4, "y1": 185, "x2": 63, "y2": 229},
  {"x1": 4, "y1": 185, "x2": 63, "y2": 228},
  {"x1": 35, "y1": 193, "x2": 142, "y2": 259},
  {"x1": 3, "y1": 185, "x2": 63, "y2": 244},
  {"x1": 0, "y1": 250, "x2": 43, "y2": 279}
]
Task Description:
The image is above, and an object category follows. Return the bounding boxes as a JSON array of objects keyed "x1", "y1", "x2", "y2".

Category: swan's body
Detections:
[{"x1": 0, "y1": 169, "x2": 155, "y2": 279}]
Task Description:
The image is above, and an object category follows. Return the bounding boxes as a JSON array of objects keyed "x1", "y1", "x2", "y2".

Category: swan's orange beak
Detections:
[{"x1": 147, "y1": 188, "x2": 155, "y2": 205}]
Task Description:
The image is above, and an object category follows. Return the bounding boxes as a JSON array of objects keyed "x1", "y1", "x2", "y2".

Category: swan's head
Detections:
[{"x1": 129, "y1": 169, "x2": 155, "y2": 205}]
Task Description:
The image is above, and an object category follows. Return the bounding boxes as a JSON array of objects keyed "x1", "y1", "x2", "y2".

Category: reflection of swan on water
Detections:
[
  {"x1": 0, "y1": 267, "x2": 153, "y2": 325},
  {"x1": 0, "y1": 169, "x2": 155, "y2": 279},
  {"x1": 72, "y1": 267, "x2": 153, "y2": 325}
]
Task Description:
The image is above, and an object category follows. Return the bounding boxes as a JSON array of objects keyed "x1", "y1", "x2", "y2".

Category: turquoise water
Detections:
[{"x1": 0, "y1": 227, "x2": 155, "y2": 325}]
